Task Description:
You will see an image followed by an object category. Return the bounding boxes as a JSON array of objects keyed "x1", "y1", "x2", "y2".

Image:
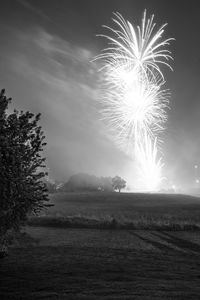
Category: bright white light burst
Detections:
[{"x1": 95, "y1": 10, "x2": 173, "y2": 191}]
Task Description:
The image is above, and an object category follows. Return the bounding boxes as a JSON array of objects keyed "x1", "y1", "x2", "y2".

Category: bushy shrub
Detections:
[{"x1": 0, "y1": 89, "x2": 48, "y2": 247}]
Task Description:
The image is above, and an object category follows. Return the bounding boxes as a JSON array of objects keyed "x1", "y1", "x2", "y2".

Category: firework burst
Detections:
[{"x1": 95, "y1": 10, "x2": 173, "y2": 191}]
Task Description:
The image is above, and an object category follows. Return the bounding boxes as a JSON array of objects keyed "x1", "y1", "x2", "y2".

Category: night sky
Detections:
[{"x1": 1, "y1": 0, "x2": 200, "y2": 190}]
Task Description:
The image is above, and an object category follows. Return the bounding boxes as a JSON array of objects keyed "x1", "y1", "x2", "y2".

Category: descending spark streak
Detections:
[
  {"x1": 95, "y1": 10, "x2": 173, "y2": 190},
  {"x1": 136, "y1": 135, "x2": 164, "y2": 191}
]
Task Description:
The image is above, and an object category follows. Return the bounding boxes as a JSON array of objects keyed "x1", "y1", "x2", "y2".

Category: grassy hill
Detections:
[{"x1": 29, "y1": 192, "x2": 200, "y2": 230}]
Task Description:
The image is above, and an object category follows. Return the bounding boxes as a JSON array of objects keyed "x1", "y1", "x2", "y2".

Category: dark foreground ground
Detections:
[
  {"x1": 2, "y1": 192, "x2": 200, "y2": 299},
  {"x1": 1, "y1": 228, "x2": 200, "y2": 299}
]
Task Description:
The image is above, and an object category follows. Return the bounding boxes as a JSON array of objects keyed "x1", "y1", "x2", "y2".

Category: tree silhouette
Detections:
[
  {"x1": 112, "y1": 176, "x2": 126, "y2": 192},
  {"x1": 0, "y1": 89, "x2": 48, "y2": 249}
]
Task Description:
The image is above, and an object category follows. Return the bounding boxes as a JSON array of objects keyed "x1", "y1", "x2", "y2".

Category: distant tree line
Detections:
[{"x1": 45, "y1": 173, "x2": 126, "y2": 193}]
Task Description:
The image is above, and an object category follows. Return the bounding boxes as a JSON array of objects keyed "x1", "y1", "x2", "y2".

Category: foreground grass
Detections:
[
  {"x1": 28, "y1": 192, "x2": 200, "y2": 230},
  {"x1": 1, "y1": 244, "x2": 200, "y2": 299},
  {"x1": 2, "y1": 192, "x2": 200, "y2": 299}
]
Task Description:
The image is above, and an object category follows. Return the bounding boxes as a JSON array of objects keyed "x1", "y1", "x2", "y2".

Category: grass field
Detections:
[
  {"x1": 1, "y1": 245, "x2": 200, "y2": 299},
  {"x1": 1, "y1": 192, "x2": 200, "y2": 299},
  {"x1": 29, "y1": 192, "x2": 200, "y2": 230}
]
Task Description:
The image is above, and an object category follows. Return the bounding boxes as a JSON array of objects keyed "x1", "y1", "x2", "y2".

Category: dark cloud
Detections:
[{"x1": 17, "y1": 0, "x2": 50, "y2": 21}]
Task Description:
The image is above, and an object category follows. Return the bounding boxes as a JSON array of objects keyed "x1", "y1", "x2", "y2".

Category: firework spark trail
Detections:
[
  {"x1": 136, "y1": 134, "x2": 164, "y2": 190},
  {"x1": 95, "y1": 10, "x2": 173, "y2": 190}
]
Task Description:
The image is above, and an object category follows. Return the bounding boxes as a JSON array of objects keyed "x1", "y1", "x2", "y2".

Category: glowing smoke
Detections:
[{"x1": 95, "y1": 10, "x2": 173, "y2": 191}]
